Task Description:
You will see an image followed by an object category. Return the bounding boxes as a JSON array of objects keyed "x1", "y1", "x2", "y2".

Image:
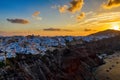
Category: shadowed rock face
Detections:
[{"x1": 0, "y1": 46, "x2": 103, "y2": 80}]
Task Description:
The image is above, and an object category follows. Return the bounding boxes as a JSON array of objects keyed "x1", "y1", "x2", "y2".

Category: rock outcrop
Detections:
[{"x1": 0, "y1": 46, "x2": 103, "y2": 80}]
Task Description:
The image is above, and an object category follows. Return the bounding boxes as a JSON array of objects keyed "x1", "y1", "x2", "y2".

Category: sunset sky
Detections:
[{"x1": 0, "y1": 0, "x2": 120, "y2": 36}]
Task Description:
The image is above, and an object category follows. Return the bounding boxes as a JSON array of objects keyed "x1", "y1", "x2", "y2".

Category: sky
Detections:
[{"x1": 0, "y1": 0, "x2": 120, "y2": 36}]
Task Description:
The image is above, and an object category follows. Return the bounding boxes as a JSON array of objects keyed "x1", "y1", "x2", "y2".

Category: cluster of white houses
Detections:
[{"x1": 0, "y1": 35, "x2": 112, "y2": 61}]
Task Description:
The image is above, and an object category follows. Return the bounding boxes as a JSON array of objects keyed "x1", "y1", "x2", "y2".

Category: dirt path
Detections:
[{"x1": 95, "y1": 52, "x2": 120, "y2": 80}]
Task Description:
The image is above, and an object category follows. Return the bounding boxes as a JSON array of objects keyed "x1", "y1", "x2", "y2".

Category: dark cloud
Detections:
[
  {"x1": 103, "y1": 0, "x2": 120, "y2": 9},
  {"x1": 43, "y1": 28, "x2": 73, "y2": 32},
  {"x1": 7, "y1": 18, "x2": 29, "y2": 24},
  {"x1": 68, "y1": 0, "x2": 84, "y2": 13},
  {"x1": 84, "y1": 28, "x2": 96, "y2": 31},
  {"x1": 63, "y1": 29, "x2": 73, "y2": 32},
  {"x1": 44, "y1": 28, "x2": 61, "y2": 31}
]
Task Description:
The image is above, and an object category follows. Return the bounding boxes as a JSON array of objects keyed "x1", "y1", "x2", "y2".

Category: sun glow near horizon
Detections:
[{"x1": 110, "y1": 23, "x2": 120, "y2": 30}]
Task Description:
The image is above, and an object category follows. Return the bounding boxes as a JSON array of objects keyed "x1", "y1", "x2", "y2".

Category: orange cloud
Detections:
[
  {"x1": 59, "y1": 5, "x2": 68, "y2": 13},
  {"x1": 58, "y1": 0, "x2": 84, "y2": 14},
  {"x1": 32, "y1": 11, "x2": 40, "y2": 16},
  {"x1": 98, "y1": 18, "x2": 120, "y2": 23},
  {"x1": 77, "y1": 12, "x2": 120, "y2": 26},
  {"x1": 32, "y1": 11, "x2": 42, "y2": 20},
  {"x1": 68, "y1": 0, "x2": 84, "y2": 13},
  {"x1": 77, "y1": 12, "x2": 85, "y2": 20},
  {"x1": 103, "y1": 0, "x2": 120, "y2": 9},
  {"x1": 7, "y1": 18, "x2": 29, "y2": 24}
]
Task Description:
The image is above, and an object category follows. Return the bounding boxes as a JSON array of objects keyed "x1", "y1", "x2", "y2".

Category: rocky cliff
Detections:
[{"x1": 0, "y1": 46, "x2": 103, "y2": 80}]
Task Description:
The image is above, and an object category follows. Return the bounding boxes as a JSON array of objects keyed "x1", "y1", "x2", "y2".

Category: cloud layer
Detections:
[
  {"x1": 71, "y1": 11, "x2": 120, "y2": 33},
  {"x1": 103, "y1": 0, "x2": 120, "y2": 9},
  {"x1": 7, "y1": 18, "x2": 29, "y2": 24},
  {"x1": 43, "y1": 28, "x2": 73, "y2": 32},
  {"x1": 84, "y1": 28, "x2": 96, "y2": 31}
]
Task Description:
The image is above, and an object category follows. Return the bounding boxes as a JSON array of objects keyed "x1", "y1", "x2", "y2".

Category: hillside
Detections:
[
  {"x1": 0, "y1": 46, "x2": 103, "y2": 80},
  {"x1": 88, "y1": 29, "x2": 120, "y2": 37},
  {"x1": 86, "y1": 34, "x2": 120, "y2": 55}
]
